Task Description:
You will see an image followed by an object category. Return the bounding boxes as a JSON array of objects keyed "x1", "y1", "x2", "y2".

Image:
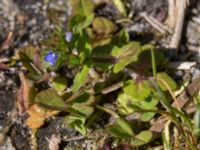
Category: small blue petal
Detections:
[
  {"x1": 65, "y1": 32, "x2": 73, "y2": 42},
  {"x1": 44, "y1": 50, "x2": 58, "y2": 65}
]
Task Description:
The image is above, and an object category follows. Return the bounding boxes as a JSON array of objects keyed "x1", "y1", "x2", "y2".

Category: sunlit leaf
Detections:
[
  {"x1": 140, "y1": 112, "x2": 155, "y2": 122},
  {"x1": 70, "y1": 0, "x2": 95, "y2": 17},
  {"x1": 77, "y1": 0, "x2": 95, "y2": 16},
  {"x1": 72, "y1": 65, "x2": 90, "y2": 93},
  {"x1": 72, "y1": 104, "x2": 94, "y2": 117},
  {"x1": 123, "y1": 80, "x2": 151, "y2": 101},
  {"x1": 92, "y1": 17, "x2": 118, "y2": 35},
  {"x1": 52, "y1": 77, "x2": 67, "y2": 93},
  {"x1": 140, "y1": 97, "x2": 158, "y2": 109},
  {"x1": 117, "y1": 93, "x2": 134, "y2": 115},
  {"x1": 70, "y1": 14, "x2": 94, "y2": 32},
  {"x1": 140, "y1": 97, "x2": 158, "y2": 121},
  {"x1": 107, "y1": 117, "x2": 134, "y2": 139},
  {"x1": 35, "y1": 89, "x2": 67, "y2": 109},
  {"x1": 113, "y1": 42, "x2": 141, "y2": 73},
  {"x1": 64, "y1": 115, "x2": 87, "y2": 135},
  {"x1": 116, "y1": 117, "x2": 134, "y2": 135},
  {"x1": 91, "y1": 37, "x2": 113, "y2": 48},
  {"x1": 131, "y1": 130, "x2": 153, "y2": 146},
  {"x1": 110, "y1": 0, "x2": 126, "y2": 16},
  {"x1": 157, "y1": 72, "x2": 177, "y2": 91}
]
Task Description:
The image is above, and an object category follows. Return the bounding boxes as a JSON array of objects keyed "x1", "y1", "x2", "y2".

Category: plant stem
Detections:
[{"x1": 151, "y1": 48, "x2": 157, "y2": 79}]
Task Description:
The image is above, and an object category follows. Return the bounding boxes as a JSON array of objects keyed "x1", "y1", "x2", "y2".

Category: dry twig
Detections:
[
  {"x1": 140, "y1": 12, "x2": 168, "y2": 34},
  {"x1": 168, "y1": 0, "x2": 189, "y2": 52}
]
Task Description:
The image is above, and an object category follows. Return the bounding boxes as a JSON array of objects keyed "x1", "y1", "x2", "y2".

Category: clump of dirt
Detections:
[{"x1": 9, "y1": 123, "x2": 31, "y2": 150}]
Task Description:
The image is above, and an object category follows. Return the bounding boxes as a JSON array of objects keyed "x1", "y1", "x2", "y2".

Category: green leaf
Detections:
[
  {"x1": 123, "y1": 80, "x2": 151, "y2": 101},
  {"x1": 140, "y1": 112, "x2": 155, "y2": 122},
  {"x1": 113, "y1": 42, "x2": 141, "y2": 73},
  {"x1": 78, "y1": 0, "x2": 94, "y2": 16},
  {"x1": 117, "y1": 93, "x2": 134, "y2": 114},
  {"x1": 92, "y1": 17, "x2": 118, "y2": 35},
  {"x1": 72, "y1": 104, "x2": 94, "y2": 117},
  {"x1": 107, "y1": 117, "x2": 134, "y2": 139},
  {"x1": 52, "y1": 77, "x2": 67, "y2": 93},
  {"x1": 117, "y1": 29, "x2": 129, "y2": 46},
  {"x1": 111, "y1": 0, "x2": 126, "y2": 17},
  {"x1": 64, "y1": 115, "x2": 87, "y2": 135},
  {"x1": 116, "y1": 117, "x2": 134, "y2": 136},
  {"x1": 194, "y1": 105, "x2": 200, "y2": 137},
  {"x1": 140, "y1": 97, "x2": 158, "y2": 109},
  {"x1": 35, "y1": 89, "x2": 67, "y2": 109},
  {"x1": 135, "y1": 44, "x2": 165, "y2": 71},
  {"x1": 92, "y1": 45, "x2": 118, "y2": 70},
  {"x1": 131, "y1": 130, "x2": 153, "y2": 146},
  {"x1": 140, "y1": 97, "x2": 158, "y2": 121},
  {"x1": 70, "y1": 14, "x2": 94, "y2": 33},
  {"x1": 76, "y1": 31, "x2": 92, "y2": 55},
  {"x1": 157, "y1": 72, "x2": 177, "y2": 91},
  {"x1": 72, "y1": 65, "x2": 90, "y2": 93},
  {"x1": 73, "y1": 92, "x2": 95, "y2": 105},
  {"x1": 19, "y1": 46, "x2": 43, "y2": 74}
]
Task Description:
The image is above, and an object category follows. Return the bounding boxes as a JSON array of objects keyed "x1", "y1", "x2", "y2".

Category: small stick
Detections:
[
  {"x1": 101, "y1": 81, "x2": 124, "y2": 94},
  {"x1": 169, "y1": 0, "x2": 188, "y2": 52},
  {"x1": 140, "y1": 12, "x2": 166, "y2": 34}
]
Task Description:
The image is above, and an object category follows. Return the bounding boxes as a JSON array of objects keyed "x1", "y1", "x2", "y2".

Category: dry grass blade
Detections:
[
  {"x1": 16, "y1": 72, "x2": 29, "y2": 115},
  {"x1": 140, "y1": 12, "x2": 166, "y2": 34},
  {"x1": 101, "y1": 81, "x2": 123, "y2": 94},
  {"x1": 0, "y1": 32, "x2": 13, "y2": 52},
  {"x1": 151, "y1": 75, "x2": 200, "y2": 132}
]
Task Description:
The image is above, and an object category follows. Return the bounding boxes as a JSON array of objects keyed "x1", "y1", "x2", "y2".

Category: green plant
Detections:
[{"x1": 17, "y1": 0, "x2": 199, "y2": 149}]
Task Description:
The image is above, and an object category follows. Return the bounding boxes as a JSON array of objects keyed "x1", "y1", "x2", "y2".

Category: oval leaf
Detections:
[
  {"x1": 52, "y1": 77, "x2": 67, "y2": 93},
  {"x1": 111, "y1": 0, "x2": 126, "y2": 16},
  {"x1": 35, "y1": 89, "x2": 67, "y2": 109},
  {"x1": 131, "y1": 130, "x2": 153, "y2": 146},
  {"x1": 107, "y1": 117, "x2": 134, "y2": 139},
  {"x1": 157, "y1": 72, "x2": 177, "y2": 91},
  {"x1": 92, "y1": 17, "x2": 118, "y2": 35},
  {"x1": 123, "y1": 80, "x2": 151, "y2": 101},
  {"x1": 113, "y1": 42, "x2": 141, "y2": 73},
  {"x1": 64, "y1": 115, "x2": 87, "y2": 135},
  {"x1": 72, "y1": 65, "x2": 89, "y2": 93}
]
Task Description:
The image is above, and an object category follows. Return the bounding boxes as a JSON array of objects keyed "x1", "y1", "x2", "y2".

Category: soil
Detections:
[{"x1": 0, "y1": 0, "x2": 200, "y2": 150}]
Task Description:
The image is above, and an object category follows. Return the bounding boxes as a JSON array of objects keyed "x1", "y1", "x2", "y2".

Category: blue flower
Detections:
[
  {"x1": 65, "y1": 32, "x2": 73, "y2": 42},
  {"x1": 44, "y1": 50, "x2": 58, "y2": 65}
]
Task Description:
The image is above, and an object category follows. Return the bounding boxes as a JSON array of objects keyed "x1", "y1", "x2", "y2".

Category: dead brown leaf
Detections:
[
  {"x1": 26, "y1": 104, "x2": 59, "y2": 129},
  {"x1": 16, "y1": 72, "x2": 30, "y2": 115}
]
